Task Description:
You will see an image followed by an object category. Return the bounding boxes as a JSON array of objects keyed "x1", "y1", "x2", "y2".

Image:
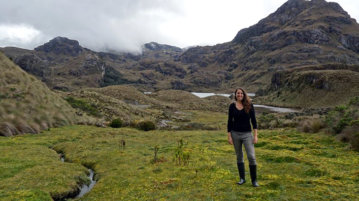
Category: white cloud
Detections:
[
  {"x1": 0, "y1": 0, "x2": 358, "y2": 52},
  {"x1": 0, "y1": 24, "x2": 46, "y2": 48}
]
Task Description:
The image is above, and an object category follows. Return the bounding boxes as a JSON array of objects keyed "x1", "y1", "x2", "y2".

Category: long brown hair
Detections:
[{"x1": 234, "y1": 88, "x2": 252, "y2": 113}]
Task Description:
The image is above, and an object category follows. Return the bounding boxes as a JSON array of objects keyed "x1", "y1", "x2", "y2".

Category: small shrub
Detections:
[
  {"x1": 298, "y1": 118, "x2": 324, "y2": 133},
  {"x1": 311, "y1": 119, "x2": 325, "y2": 133},
  {"x1": 258, "y1": 113, "x2": 277, "y2": 129},
  {"x1": 137, "y1": 120, "x2": 156, "y2": 131},
  {"x1": 110, "y1": 118, "x2": 123, "y2": 128},
  {"x1": 150, "y1": 145, "x2": 166, "y2": 163},
  {"x1": 334, "y1": 105, "x2": 348, "y2": 113},
  {"x1": 174, "y1": 139, "x2": 190, "y2": 166},
  {"x1": 282, "y1": 119, "x2": 298, "y2": 128},
  {"x1": 349, "y1": 96, "x2": 359, "y2": 106},
  {"x1": 340, "y1": 123, "x2": 359, "y2": 151}
]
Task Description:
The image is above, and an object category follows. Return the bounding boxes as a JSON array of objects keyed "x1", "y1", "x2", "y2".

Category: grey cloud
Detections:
[{"x1": 0, "y1": 0, "x2": 184, "y2": 52}]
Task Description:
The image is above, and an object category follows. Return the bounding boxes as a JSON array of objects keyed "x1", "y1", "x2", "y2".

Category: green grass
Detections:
[{"x1": 0, "y1": 126, "x2": 358, "y2": 200}]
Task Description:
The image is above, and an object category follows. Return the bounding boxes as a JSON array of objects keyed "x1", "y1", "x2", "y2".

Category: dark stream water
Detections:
[
  {"x1": 75, "y1": 169, "x2": 96, "y2": 198},
  {"x1": 59, "y1": 155, "x2": 96, "y2": 199}
]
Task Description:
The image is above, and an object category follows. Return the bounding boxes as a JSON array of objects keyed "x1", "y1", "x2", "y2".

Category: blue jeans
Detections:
[{"x1": 231, "y1": 131, "x2": 256, "y2": 165}]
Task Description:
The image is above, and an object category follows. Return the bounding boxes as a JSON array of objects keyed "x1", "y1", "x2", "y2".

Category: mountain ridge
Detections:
[{"x1": 1, "y1": 0, "x2": 359, "y2": 107}]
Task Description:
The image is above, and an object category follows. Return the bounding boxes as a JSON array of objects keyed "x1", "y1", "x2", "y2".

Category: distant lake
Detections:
[
  {"x1": 253, "y1": 104, "x2": 299, "y2": 113},
  {"x1": 191, "y1": 92, "x2": 298, "y2": 113},
  {"x1": 191, "y1": 92, "x2": 256, "y2": 98},
  {"x1": 144, "y1": 91, "x2": 297, "y2": 113}
]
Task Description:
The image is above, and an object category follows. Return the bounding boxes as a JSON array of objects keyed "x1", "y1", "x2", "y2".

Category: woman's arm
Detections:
[
  {"x1": 250, "y1": 104, "x2": 258, "y2": 144},
  {"x1": 253, "y1": 129, "x2": 258, "y2": 144},
  {"x1": 250, "y1": 104, "x2": 258, "y2": 130},
  {"x1": 227, "y1": 103, "x2": 234, "y2": 145},
  {"x1": 227, "y1": 103, "x2": 234, "y2": 133},
  {"x1": 228, "y1": 132, "x2": 233, "y2": 145}
]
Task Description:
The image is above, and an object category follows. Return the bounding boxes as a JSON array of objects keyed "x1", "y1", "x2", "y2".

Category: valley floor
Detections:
[{"x1": 0, "y1": 126, "x2": 358, "y2": 200}]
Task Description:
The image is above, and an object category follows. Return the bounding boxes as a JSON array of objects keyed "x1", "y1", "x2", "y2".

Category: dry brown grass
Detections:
[
  {"x1": 0, "y1": 52, "x2": 93, "y2": 136},
  {"x1": 297, "y1": 118, "x2": 325, "y2": 133}
]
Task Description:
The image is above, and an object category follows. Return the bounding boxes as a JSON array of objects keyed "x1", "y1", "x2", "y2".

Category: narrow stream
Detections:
[
  {"x1": 58, "y1": 153, "x2": 96, "y2": 199},
  {"x1": 75, "y1": 169, "x2": 97, "y2": 198}
]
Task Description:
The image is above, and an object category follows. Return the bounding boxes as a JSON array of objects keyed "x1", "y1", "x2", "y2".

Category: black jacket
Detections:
[{"x1": 227, "y1": 102, "x2": 257, "y2": 132}]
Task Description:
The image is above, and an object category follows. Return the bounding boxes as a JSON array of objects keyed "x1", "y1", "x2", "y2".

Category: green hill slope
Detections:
[{"x1": 0, "y1": 52, "x2": 89, "y2": 136}]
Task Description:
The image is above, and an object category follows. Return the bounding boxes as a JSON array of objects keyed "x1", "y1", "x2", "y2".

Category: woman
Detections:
[{"x1": 227, "y1": 88, "x2": 259, "y2": 187}]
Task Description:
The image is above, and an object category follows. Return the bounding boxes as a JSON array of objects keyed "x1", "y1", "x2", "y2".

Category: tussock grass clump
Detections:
[{"x1": 297, "y1": 118, "x2": 325, "y2": 133}]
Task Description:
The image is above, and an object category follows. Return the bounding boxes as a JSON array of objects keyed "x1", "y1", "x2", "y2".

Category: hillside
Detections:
[
  {"x1": 0, "y1": 52, "x2": 91, "y2": 136},
  {"x1": 255, "y1": 64, "x2": 359, "y2": 107},
  {"x1": 61, "y1": 85, "x2": 232, "y2": 130}
]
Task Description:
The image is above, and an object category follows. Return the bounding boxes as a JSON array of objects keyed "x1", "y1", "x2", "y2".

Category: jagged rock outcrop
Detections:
[
  {"x1": 143, "y1": 42, "x2": 182, "y2": 53},
  {"x1": 35, "y1": 37, "x2": 83, "y2": 56}
]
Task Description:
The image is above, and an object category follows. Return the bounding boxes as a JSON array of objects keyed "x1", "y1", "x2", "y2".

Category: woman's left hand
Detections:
[{"x1": 253, "y1": 135, "x2": 258, "y2": 144}]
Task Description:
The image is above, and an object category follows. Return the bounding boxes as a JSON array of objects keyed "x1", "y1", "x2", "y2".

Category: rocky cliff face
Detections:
[
  {"x1": 35, "y1": 37, "x2": 83, "y2": 56},
  {"x1": 179, "y1": 0, "x2": 359, "y2": 93}
]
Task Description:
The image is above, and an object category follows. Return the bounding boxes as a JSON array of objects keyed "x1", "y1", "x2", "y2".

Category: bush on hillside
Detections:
[
  {"x1": 338, "y1": 121, "x2": 359, "y2": 151},
  {"x1": 65, "y1": 96, "x2": 101, "y2": 117},
  {"x1": 325, "y1": 99, "x2": 358, "y2": 134},
  {"x1": 137, "y1": 120, "x2": 156, "y2": 131},
  {"x1": 109, "y1": 118, "x2": 123, "y2": 128},
  {"x1": 324, "y1": 96, "x2": 359, "y2": 151}
]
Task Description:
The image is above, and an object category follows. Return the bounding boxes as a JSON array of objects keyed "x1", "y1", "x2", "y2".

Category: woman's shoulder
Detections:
[
  {"x1": 228, "y1": 102, "x2": 235, "y2": 110},
  {"x1": 250, "y1": 103, "x2": 255, "y2": 111}
]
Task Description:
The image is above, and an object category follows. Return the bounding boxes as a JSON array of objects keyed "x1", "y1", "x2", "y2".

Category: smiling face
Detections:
[{"x1": 235, "y1": 89, "x2": 244, "y2": 101}]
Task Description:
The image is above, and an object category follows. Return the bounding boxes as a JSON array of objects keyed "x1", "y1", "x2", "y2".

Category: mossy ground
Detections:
[{"x1": 0, "y1": 125, "x2": 358, "y2": 201}]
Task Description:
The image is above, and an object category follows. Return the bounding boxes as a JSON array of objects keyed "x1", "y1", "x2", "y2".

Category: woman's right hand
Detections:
[{"x1": 228, "y1": 132, "x2": 233, "y2": 145}]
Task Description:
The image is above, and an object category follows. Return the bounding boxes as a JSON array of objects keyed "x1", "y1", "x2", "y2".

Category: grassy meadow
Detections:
[{"x1": 1, "y1": 125, "x2": 358, "y2": 201}]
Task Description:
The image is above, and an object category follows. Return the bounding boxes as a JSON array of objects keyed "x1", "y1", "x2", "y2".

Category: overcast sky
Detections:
[{"x1": 0, "y1": 0, "x2": 358, "y2": 53}]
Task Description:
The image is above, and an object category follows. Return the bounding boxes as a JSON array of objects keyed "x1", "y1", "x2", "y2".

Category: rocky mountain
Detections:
[
  {"x1": 1, "y1": 37, "x2": 188, "y2": 91},
  {"x1": 180, "y1": 0, "x2": 359, "y2": 89},
  {"x1": 1, "y1": 0, "x2": 359, "y2": 107}
]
